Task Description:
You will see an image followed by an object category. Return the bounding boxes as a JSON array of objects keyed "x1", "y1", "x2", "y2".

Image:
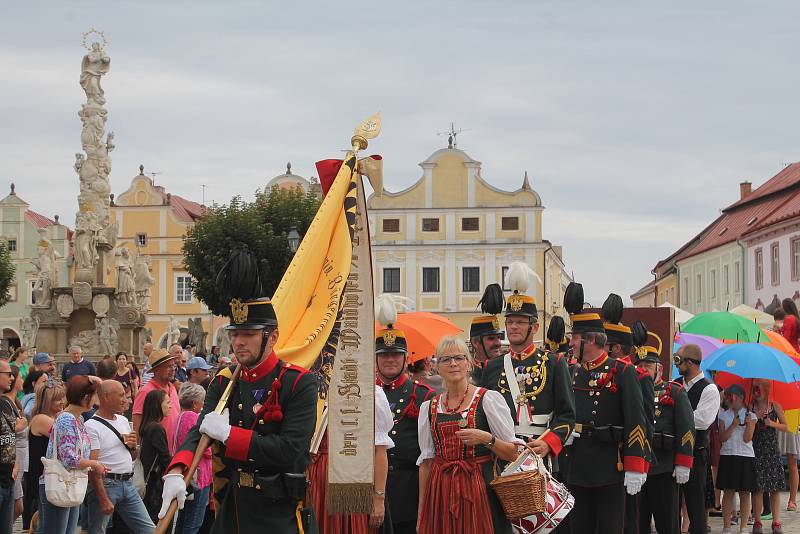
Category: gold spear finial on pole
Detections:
[{"x1": 351, "y1": 112, "x2": 381, "y2": 154}]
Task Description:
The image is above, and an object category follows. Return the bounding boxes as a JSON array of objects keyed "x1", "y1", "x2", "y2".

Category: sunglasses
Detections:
[{"x1": 673, "y1": 354, "x2": 700, "y2": 365}]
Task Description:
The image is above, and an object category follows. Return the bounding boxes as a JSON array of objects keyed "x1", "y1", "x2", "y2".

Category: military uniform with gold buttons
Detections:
[
  {"x1": 479, "y1": 286, "x2": 575, "y2": 460},
  {"x1": 376, "y1": 326, "x2": 434, "y2": 534},
  {"x1": 166, "y1": 254, "x2": 317, "y2": 534},
  {"x1": 634, "y1": 343, "x2": 695, "y2": 534},
  {"x1": 561, "y1": 281, "x2": 649, "y2": 534}
]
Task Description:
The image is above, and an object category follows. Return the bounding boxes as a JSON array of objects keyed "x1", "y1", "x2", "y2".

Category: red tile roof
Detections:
[
  {"x1": 675, "y1": 162, "x2": 800, "y2": 262},
  {"x1": 168, "y1": 194, "x2": 204, "y2": 223},
  {"x1": 24, "y1": 209, "x2": 55, "y2": 228}
]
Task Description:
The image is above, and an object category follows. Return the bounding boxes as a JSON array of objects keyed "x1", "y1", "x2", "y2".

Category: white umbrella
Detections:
[
  {"x1": 730, "y1": 304, "x2": 775, "y2": 328},
  {"x1": 658, "y1": 302, "x2": 694, "y2": 325}
]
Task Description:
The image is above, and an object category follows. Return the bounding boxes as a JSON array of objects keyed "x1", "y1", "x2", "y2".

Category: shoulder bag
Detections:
[{"x1": 42, "y1": 414, "x2": 89, "y2": 508}]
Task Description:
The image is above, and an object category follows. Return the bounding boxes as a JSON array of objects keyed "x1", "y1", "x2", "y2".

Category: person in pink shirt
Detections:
[
  {"x1": 173, "y1": 383, "x2": 211, "y2": 534},
  {"x1": 781, "y1": 299, "x2": 800, "y2": 352},
  {"x1": 132, "y1": 348, "x2": 180, "y2": 453}
]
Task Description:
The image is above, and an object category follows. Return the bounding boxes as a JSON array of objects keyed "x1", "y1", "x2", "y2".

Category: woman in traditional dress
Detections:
[{"x1": 417, "y1": 335, "x2": 522, "y2": 534}]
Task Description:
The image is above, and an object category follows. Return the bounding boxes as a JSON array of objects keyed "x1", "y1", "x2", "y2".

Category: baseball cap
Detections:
[
  {"x1": 186, "y1": 356, "x2": 212, "y2": 371},
  {"x1": 33, "y1": 352, "x2": 54, "y2": 365},
  {"x1": 724, "y1": 383, "x2": 746, "y2": 399}
]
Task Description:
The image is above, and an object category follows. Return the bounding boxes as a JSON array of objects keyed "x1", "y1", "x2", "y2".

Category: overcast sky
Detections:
[{"x1": 2, "y1": 1, "x2": 798, "y2": 304}]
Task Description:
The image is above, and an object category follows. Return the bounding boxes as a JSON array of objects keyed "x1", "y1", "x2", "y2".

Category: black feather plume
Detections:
[
  {"x1": 563, "y1": 282, "x2": 584, "y2": 315},
  {"x1": 215, "y1": 250, "x2": 263, "y2": 303},
  {"x1": 479, "y1": 283, "x2": 505, "y2": 315},
  {"x1": 631, "y1": 320, "x2": 648, "y2": 347},
  {"x1": 547, "y1": 316, "x2": 566, "y2": 344},
  {"x1": 601, "y1": 294, "x2": 624, "y2": 324}
]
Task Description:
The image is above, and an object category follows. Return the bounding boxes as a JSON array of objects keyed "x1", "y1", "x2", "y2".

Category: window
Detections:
[
  {"x1": 695, "y1": 274, "x2": 702, "y2": 303},
  {"x1": 175, "y1": 275, "x2": 193, "y2": 303},
  {"x1": 792, "y1": 238, "x2": 800, "y2": 280},
  {"x1": 501, "y1": 217, "x2": 519, "y2": 231},
  {"x1": 422, "y1": 267, "x2": 440, "y2": 293},
  {"x1": 383, "y1": 268, "x2": 400, "y2": 293},
  {"x1": 462, "y1": 267, "x2": 480, "y2": 292},
  {"x1": 6, "y1": 239, "x2": 16, "y2": 253},
  {"x1": 710, "y1": 270, "x2": 716, "y2": 299},
  {"x1": 723, "y1": 265, "x2": 730, "y2": 295},
  {"x1": 382, "y1": 218, "x2": 400, "y2": 233},
  {"x1": 421, "y1": 218, "x2": 439, "y2": 232},
  {"x1": 734, "y1": 262, "x2": 741, "y2": 292},
  {"x1": 28, "y1": 280, "x2": 37, "y2": 305},
  {"x1": 682, "y1": 277, "x2": 689, "y2": 305},
  {"x1": 502, "y1": 266, "x2": 510, "y2": 291},
  {"x1": 771, "y1": 242, "x2": 780, "y2": 286},
  {"x1": 461, "y1": 217, "x2": 479, "y2": 231},
  {"x1": 755, "y1": 248, "x2": 763, "y2": 289},
  {"x1": 136, "y1": 233, "x2": 147, "y2": 247}
]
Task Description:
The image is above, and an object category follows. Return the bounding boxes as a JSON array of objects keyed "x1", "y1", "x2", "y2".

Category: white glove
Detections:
[
  {"x1": 200, "y1": 409, "x2": 231, "y2": 443},
  {"x1": 673, "y1": 465, "x2": 690, "y2": 484},
  {"x1": 624, "y1": 471, "x2": 646, "y2": 495},
  {"x1": 158, "y1": 473, "x2": 187, "y2": 519},
  {"x1": 565, "y1": 431, "x2": 580, "y2": 446}
]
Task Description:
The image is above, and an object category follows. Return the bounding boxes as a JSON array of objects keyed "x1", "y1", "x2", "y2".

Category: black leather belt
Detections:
[{"x1": 105, "y1": 473, "x2": 134, "y2": 481}]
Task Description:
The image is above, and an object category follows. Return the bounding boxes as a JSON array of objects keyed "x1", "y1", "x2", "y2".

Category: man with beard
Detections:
[
  {"x1": 375, "y1": 305, "x2": 434, "y2": 534},
  {"x1": 480, "y1": 262, "x2": 574, "y2": 461},
  {"x1": 470, "y1": 283, "x2": 505, "y2": 385},
  {"x1": 160, "y1": 251, "x2": 317, "y2": 533}
]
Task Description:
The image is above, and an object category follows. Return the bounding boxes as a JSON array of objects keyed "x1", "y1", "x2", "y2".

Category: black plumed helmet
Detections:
[
  {"x1": 631, "y1": 320, "x2": 648, "y2": 347},
  {"x1": 601, "y1": 293, "x2": 624, "y2": 324},
  {"x1": 547, "y1": 316, "x2": 566, "y2": 344},
  {"x1": 563, "y1": 282, "x2": 585, "y2": 315},
  {"x1": 479, "y1": 283, "x2": 505, "y2": 315},
  {"x1": 216, "y1": 250, "x2": 263, "y2": 305}
]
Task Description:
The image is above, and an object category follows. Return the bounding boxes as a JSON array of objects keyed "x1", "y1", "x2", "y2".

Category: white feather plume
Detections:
[
  {"x1": 505, "y1": 262, "x2": 542, "y2": 293},
  {"x1": 375, "y1": 294, "x2": 413, "y2": 327}
]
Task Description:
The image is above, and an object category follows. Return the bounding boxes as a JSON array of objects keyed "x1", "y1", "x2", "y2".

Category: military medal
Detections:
[
  {"x1": 458, "y1": 417, "x2": 468, "y2": 428},
  {"x1": 253, "y1": 403, "x2": 262, "y2": 414}
]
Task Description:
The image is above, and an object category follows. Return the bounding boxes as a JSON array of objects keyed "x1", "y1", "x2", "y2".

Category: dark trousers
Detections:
[
  {"x1": 624, "y1": 493, "x2": 638, "y2": 534},
  {"x1": 639, "y1": 472, "x2": 679, "y2": 534},
  {"x1": 569, "y1": 484, "x2": 625, "y2": 534},
  {"x1": 680, "y1": 449, "x2": 707, "y2": 534},
  {"x1": 391, "y1": 520, "x2": 415, "y2": 534}
]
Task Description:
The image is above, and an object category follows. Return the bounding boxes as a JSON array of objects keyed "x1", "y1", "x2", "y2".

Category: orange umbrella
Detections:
[
  {"x1": 375, "y1": 312, "x2": 462, "y2": 364},
  {"x1": 763, "y1": 330, "x2": 799, "y2": 357}
]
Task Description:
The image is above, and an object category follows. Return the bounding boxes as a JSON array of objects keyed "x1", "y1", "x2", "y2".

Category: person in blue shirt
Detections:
[{"x1": 61, "y1": 346, "x2": 96, "y2": 382}]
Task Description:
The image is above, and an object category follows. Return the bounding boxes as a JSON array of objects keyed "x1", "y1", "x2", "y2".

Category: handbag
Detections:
[{"x1": 42, "y1": 414, "x2": 90, "y2": 508}]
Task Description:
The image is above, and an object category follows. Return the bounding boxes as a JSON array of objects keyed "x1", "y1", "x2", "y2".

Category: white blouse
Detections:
[
  {"x1": 719, "y1": 408, "x2": 755, "y2": 458},
  {"x1": 375, "y1": 385, "x2": 395, "y2": 449},
  {"x1": 416, "y1": 388, "x2": 520, "y2": 465}
]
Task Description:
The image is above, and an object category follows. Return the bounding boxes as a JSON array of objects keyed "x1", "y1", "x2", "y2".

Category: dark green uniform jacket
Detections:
[
  {"x1": 563, "y1": 353, "x2": 650, "y2": 486},
  {"x1": 480, "y1": 344, "x2": 575, "y2": 456},
  {"x1": 650, "y1": 380, "x2": 696, "y2": 475},
  {"x1": 379, "y1": 374, "x2": 435, "y2": 525},
  {"x1": 168, "y1": 353, "x2": 318, "y2": 534}
]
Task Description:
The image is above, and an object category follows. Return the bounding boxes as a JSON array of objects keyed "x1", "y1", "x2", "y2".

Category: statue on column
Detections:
[
  {"x1": 114, "y1": 248, "x2": 136, "y2": 306},
  {"x1": 19, "y1": 316, "x2": 40, "y2": 348},
  {"x1": 167, "y1": 316, "x2": 181, "y2": 347},
  {"x1": 74, "y1": 212, "x2": 99, "y2": 271},
  {"x1": 96, "y1": 317, "x2": 118, "y2": 355},
  {"x1": 31, "y1": 236, "x2": 57, "y2": 308},
  {"x1": 133, "y1": 251, "x2": 155, "y2": 311},
  {"x1": 79, "y1": 41, "x2": 110, "y2": 106}
]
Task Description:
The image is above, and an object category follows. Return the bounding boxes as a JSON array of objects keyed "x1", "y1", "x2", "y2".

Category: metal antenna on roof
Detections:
[
  {"x1": 201, "y1": 184, "x2": 206, "y2": 205},
  {"x1": 150, "y1": 171, "x2": 162, "y2": 186},
  {"x1": 436, "y1": 122, "x2": 471, "y2": 149}
]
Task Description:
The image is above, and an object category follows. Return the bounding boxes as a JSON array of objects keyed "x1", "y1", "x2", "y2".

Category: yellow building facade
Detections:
[
  {"x1": 111, "y1": 166, "x2": 228, "y2": 351},
  {"x1": 368, "y1": 147, "x2": 572, "y2": 341}
]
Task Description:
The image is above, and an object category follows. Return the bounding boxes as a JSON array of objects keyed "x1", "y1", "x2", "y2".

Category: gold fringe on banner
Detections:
[{"x1": 326, "y1": 483, "x2": 374, "y2": 514}]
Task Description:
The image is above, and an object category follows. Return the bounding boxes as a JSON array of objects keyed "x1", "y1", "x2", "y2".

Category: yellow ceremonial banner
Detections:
[{"x1": 272, "y1": 157, "x2": 356, "y2": 369}]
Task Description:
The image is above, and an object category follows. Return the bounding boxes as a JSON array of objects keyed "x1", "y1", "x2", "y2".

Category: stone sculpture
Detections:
[
  {"x1": 19, "y1": 316, "x2": 40, "y2": 348},
  {"x1": 96, "y1": 317, "x2": 118, "y2": 355},
  {"x1": 114, "y1": 248, "x2": 135, "y2": 306},
  {"x1": 167, "y1": 316, "x2": 181, "y2": 347},
  {"x1": 79, "y1": 42, "x2": 110, "y2": 106},
  {"x1": 31, "y1": 237, "x2": 57, "y2": 308},
  {"x1": 133, "y1": 252, "x2": 155, "y2": 311},
  {"x1": 187, "y1": 318, "x2": 207, "y2": 353}
]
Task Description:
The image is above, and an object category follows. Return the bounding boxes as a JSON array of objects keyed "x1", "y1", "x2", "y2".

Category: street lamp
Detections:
[{"x1": 287, "y1": 227, "x2": 300, "y2": 253}]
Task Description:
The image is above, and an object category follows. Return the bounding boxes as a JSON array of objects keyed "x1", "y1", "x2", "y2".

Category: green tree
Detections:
[
  {"x1": 182, "y1": 186, "x2": 321, "y2": 316},
  {"x1": 0, "y1": 242, "x2": 14, "y2": 308}
]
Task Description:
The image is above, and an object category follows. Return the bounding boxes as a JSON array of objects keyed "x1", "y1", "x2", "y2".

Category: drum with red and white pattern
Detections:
[{"x1": 510, "y1": 475, "x2": 574, "y2": 534}]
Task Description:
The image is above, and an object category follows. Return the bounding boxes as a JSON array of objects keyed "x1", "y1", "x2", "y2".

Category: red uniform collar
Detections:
[
  {"x1": 510, "y1": 343, "x2": 536, "y2": 360},
  {"x1": 584, "y1": 352, "x2": 609, "y2": 370},
  {"x1": 377, "y1": 373, "x2": 408, "y2": 390},
  {"x1": 240, "y1": 351, "x2": 279, "y2": 383}
]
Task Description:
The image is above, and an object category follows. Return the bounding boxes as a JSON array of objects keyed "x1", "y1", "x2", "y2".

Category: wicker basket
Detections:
[{"x1": 490, "y1": 468, "x2": 547, "y2": 519}]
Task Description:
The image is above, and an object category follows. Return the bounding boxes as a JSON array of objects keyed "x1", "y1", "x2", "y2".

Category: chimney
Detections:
[{"x1": 740, "y1": 181, "x2": 752, "y2": 200}]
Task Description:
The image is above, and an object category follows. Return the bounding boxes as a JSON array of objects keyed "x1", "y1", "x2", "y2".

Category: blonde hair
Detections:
[
  {"x1": 435, "y1": 335, "x2": 473, "y2": 364},
  {"x1": 32, "y1": 381, "x2": 66, "y2": 417}
]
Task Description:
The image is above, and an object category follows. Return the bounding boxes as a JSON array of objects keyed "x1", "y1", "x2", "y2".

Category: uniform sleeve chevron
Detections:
[
  {"x1": 681, "y1": 430, "x2": 695, "y2": 449},
  {"x1": 628, "y1": 425, "x2": 647, "y2": 449}
]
